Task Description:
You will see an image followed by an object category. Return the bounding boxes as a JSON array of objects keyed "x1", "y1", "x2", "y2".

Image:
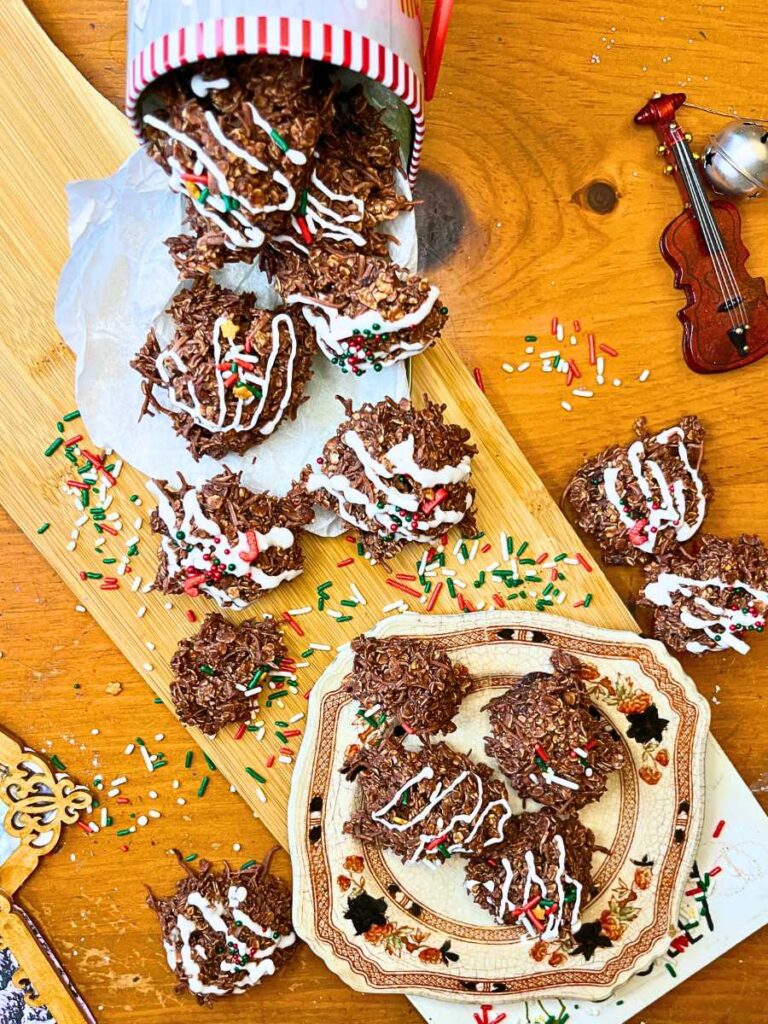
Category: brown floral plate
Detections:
[{"x1": 288, "y1": 611, "x2": 710, "y2": 1003}]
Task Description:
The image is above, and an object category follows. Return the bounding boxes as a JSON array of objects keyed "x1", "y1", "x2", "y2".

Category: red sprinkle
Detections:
[
  {"x1": 99, "y1": 523, "x2": 118, "y2": 537},
  {"x1": 550, "y1": 567, "x2": 559, "y2": 581},
  {"x1": 426, "y1": 832, "x2": 449, "y2": 851},
  {"x1": 401, "y1": 720, "x2": 415, "y2": 734},
  {"x1": 396, "y1": 573, "x2": 418, "y2": 581},
  {"x1": 573, "y1": 319, "x2": 581, "y2": 332},
  {"x1": 473, "y1": 367, "x2": 485, "y2": 392},
  {"x1": 573, "y1": 600, "x2": 584, "y2": 607},
  {"x1": 712, "y1": 819, "x2": 726, "y2": 838},
  {"x1": 185, "y1": 609, "x2": 197, "y2": 623},
  {"x1": 279, "y1": 747, "x2": 294, "y2": 757},
  {"x1": 64, "y1": 434, "x2": 83, "y2": 446},
  {"x1": 536, "y1": 552, "x2": 549, "y2": 564},
  {"x1": 457, "y1": 592, "x2": 466, "y2": 611},
  {"x1": 77, "y1": 819, "x2": 92, "y2": 835},
  {"x1": 576, "y1": 552, "x2": 593, "y2": 573},
  {"x1": 481, "y1": 543, "x2": 492, "y2": 553},
  {"x1": 565, "y1": 369, "x2": 574, "y2": 387},
  {"x1": 120, "y1": 844, "x2": 130, "y2": 853},
  {"x1": 386, "y1": 578, "x2": 421, "y2": 599},
  {"x1": 336, "y1": 557, "x2": 354, "y2": 568},
  {"x1": 116, "y1": 796, "x2": 131, "y2": 805},
  {"x1": 551, "y1": 316, "x2": 558, "y2": 335},
  {"x1": 265, "y1": 754, "x2": 276, "y2": 768},
  {"x1": 535, "y1": 744, "x2": 549, "y2": 762},
  {"x1": 296, "y1": 215, "x2": 313, "y2": 245},
  {"x1": 587, "y1": 333, "x2": 597, "y2": 365},
  {"x1": 599, "y1": 343, "x2": 618, "y2": 357},
  {"x1": 421, "y1": 487, "x2": 448, "y2": 515},
  {"x1": 283, "y1": 728, "x2": 301, "y2": 738},
  {"x1": 493, "y1": 593, "x2": 505, "y2": 609},
  {"x1": 180, "y1": 172, "x2": 208, "y2": 185},
  {"x1": 345, "y1": 535, "x2": 357, "y2": 543},
  {"x1": 223, "y1": 373, "x2": 238, "y2": 388},
  {"x1": 425, "y1": 580, "x2": 443, "y2": 612},
  {"x1": 709, "y1": 865, "x2": 722, "y2": 877},
  {"x1": 281, "y1": 611, "x2": 304, "y2": 637},
  {"x1": 569, "y1": 357, "x2": 582, "y2": 379},
  {"x1": 234, "y1": 723, "x2": 247, "y2": 740},
  {"x1": 66, "y1": 480, "x2": 90, "y2": 491}
]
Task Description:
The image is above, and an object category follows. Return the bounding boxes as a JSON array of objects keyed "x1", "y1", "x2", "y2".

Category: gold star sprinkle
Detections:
[{"x1": 220, "y1": 319, "x2": 240, "y2": 340}]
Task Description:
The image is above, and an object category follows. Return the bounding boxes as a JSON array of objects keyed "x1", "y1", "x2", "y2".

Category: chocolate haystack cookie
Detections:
[
  {"x1": 143, "y1": 55, "x2": 333, "y2": 263},
  {"x1": 170, "y1": 613, "x2": 287, "y2": 735},
  {"x1": 301, "y1": 396, "x2": 477, "y2": 562},
  {"x1": 345, "y1": 635, "x2": 470, "y2": 736},
  {"x1": 283, "y1": 88, "x2": 413, "y2": 258},
  {"x1": 484, "y1": 649, "x2": 624, "y2": 813},
  {"x1": 271, "y1": 247, "x2": 447, "y2": 374},
  {"x1": 640, "y1": 533, "x2": 768, "y2": 655},
  {"x1": 343, "y1": 741, "x2": 512, "y2": 865},
  {"x1": 148, "y1": 848, "x2": 297, "y2": 1003},
  {"x1": 131, "y1": 278, "x2": 314, "y2": 460},
  {"x1": 148, "y1": 469, "x2": 313, "y2": 609},
  {"x1": 565, "y1": 416, "x2": 711, "y2": 566},
  {"x1": 464, "y1": 808, "x2": 595, "y2": 937}
]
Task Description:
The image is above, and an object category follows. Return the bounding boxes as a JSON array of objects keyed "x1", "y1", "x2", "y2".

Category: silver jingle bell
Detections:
[{"x1": 702, "y1": 120, "x2": 768, "y2": 198}]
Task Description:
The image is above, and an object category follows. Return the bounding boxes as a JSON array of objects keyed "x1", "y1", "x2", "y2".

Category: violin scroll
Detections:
[{"x1": 634, "y1": 92, "x2": 686, "y2": 128}]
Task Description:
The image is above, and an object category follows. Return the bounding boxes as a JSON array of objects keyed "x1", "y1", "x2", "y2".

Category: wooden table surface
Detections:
[{"x1": 1, "y1": 1, "x2": 767, "y2": 1021}]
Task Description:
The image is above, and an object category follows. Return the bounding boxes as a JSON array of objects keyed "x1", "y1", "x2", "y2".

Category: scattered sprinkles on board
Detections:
[{"x1": 499, "y1": 318, "x2": 650, "y2": 412}]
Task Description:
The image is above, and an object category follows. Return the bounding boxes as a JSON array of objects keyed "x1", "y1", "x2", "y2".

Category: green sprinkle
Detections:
[
  {"x1": 584, "y1": 593, "x2": 593, "y2": 607},
  {"x1": 85, "y1": 571, "x2": 102, "y2": 579},
  {"x1": 519, "y1": 557, "x2": 537, "y2": 565},
  {"x1": 153, "y1": 698, "x2": 163, "y2": 704},
  {"x1": 270, "y1": 128, "x2": 289, "y2": 153},
  {"x1": 437, "y1": 843, "x2": 451, "y2": 859},
  {"x1": 267, "y1": 690, "x2": 288, "y2": 701},
  {"x1": 199, "y1": 664, "x2": 216, "y2": 676},
  {"x1": 247, "y1": 667, "x2": 266, "y2": 690},
  {"x1": 299, "y1": 189, "x2": 308, "y2": 215},
  {"x1": 197, "y1": 776, "x2": 210, "y2": 798},
  {"x1": 116, "y1": 828, "x2": 133, "y2": 837},
  {"x1": 424, "y1": 580, "x2": 432, "y2": 594},
  {"x1": 301, "y1": 648, "x2": 314, "y2": 658},
  {"x1": 275, "y1": 720, "x2": 289, "y2": 728},
  {"x1": 554, "y1": 553, "x2": 568, "y2": 562},
  {"x1": 506, "y1": 535, "x2": 514, "y2": 556},
  {"x1": 516, "y1": 541, "x2": 529, "y2": 557},
  {"x1": 446, "y1": 578, "x2": 456, "y2": 598},
  {"x1": 245, "y1": 768, "x2": 266, "y2": 784},
  {"x1": 129, "y1": 494, "x2": 139, "y2": 503},
  {"x1": 524, "y1": 334, "x2": 537, "y2": 342},
  {"x1": 102, "y1": 557, "x2": 117, "y2": 564},
  {"x1": 665, "y1": 963, "x2": 677, "y2": 978},
  {"x1": 50, "y1": 754, "x2": 67, "y2": 771},
  {"x1": 317, "y1": 581, "x2": 332, "y2": 593},
  {"x1": 337, "y1": 615, "x2": 353, "y2": 623},
  {"x1": 183, "y1": 853, "x2": 198, "y2": 863},
  {"x1": 275, "y1": 731, "x2": 288, "y2": 744},
  {"x1": 37, "y1": 523, "x2": 50, "y2": 534},
  {"x1": 44, "y1": 438, "x2": 63, "y2": 457},
  {"x1": 80, "y1": 490, "x2": 89, "y2": 508},
  {"x1": 62, "y1": 410, "x2": 81, "y2": 421},
  {"x1": 152, "y1": 760, "x2": 168, "y2": 770},
  {"x1": 203, "y1": 753, "x2": 217, "y2": 772},
  {"x1": 240, "y1": 859, "x2": 257, "y2": 871},
  {"x1": 542, "y1": 583, "x2": 553, "y2": 596},
  {"x1": 184, "y1": 751, "x2": 193, "y2": 768},
  {"x1": 357, "y1": 542, "x2": 364, "y2": 556},
  {"x1": 127, "y1": 544, "x2": 139, "y2": 557},
  {"x1": 136, "y1": 737, "x2": 146, "y2": 746},
  {"x1": 340, "y1": 599, "x2": 357, "y2": 608}
]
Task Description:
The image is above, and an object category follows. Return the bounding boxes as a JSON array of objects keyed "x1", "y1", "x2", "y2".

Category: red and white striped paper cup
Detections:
[{"x1": 126, "y1": 0, "x2": 453, "y2": 181}]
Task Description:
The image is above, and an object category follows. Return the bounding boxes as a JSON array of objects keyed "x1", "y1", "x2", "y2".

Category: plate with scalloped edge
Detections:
[{"x1": 287, "y1": 610, "x2": 710, "y2": 1004}]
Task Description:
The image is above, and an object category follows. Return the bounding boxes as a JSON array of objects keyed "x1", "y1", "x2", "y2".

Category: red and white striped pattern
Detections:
[{"x1": 126, "y1": 15, "x2": 425, "y2": 181}]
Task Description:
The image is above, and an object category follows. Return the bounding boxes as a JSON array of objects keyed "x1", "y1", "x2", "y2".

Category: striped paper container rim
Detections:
[{"x1": 125, "y1": 15, "x2": 425, "y2": 181}]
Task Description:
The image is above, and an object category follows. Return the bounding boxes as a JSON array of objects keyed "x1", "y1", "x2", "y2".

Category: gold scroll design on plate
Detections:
[{"x1": 0, "y1": 755, "x2": 91, "y2": 855}]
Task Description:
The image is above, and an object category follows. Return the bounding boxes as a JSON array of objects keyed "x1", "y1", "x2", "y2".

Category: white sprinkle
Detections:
[
  {"x1": 543, "y1": 770, "x2": 579, "y2": 790},
  {"x1": 148, "y1": 809, "x2": 161, "y2": 819},
  {"x1": 233, "y1": 843, "x2": 242, "y2": 852},
  {"x1": 561, "y1": 401, "x2": 573, "y2": 412},
  {"x1": 255, "y1": 787, "x2": 267, "y2": 803},
  {"x1": 107, "y1": 788, "x2": 120, "y2": 798},
  {"x1": 556, "y1": 591, "x2": 566, "y2": 604},
  {"x1": 177, "y1": 797, "x2": 186, "y2": 806},
  {"x1": 295, "y1": 661, "x2": 309, "y2": 669},
  {"x1": 143, "y1": 662, "x2": 153, "y2": 672},
  {"x1": 327, "y1": 608, "x2": 342, "y2": 619},
  {"x1": 133, "y1": 517, "x2": 142, "y2": 530},
  {"x1": 66, "y1": 540, "x2": 77, "y2": 552},
  {"x1": 75, "y1": 515, "x2": 88, "y2": 527},
  {"x1": 596, "y1": 374, "x2": 605, "y2": 385},
  {"x1": 469, "y1": 540, "x2": 479, "y2": 561},
  {"x1": 148, "y1": 790, "x2": 158, "y2": 799},
  {"x1": 137, "y1": 606, "x2": 146, "y2": 619},
  {"x1": 278, "y1": 755, "x2": 292, "y2": 764},
  {"x1": 88, "y1": 822, "x2": 99, "y2": 833},
  {"x1": 309, "y1": 643, "x2": 331, "y2": 651},
  {"x1": 90, "y1": 728, "x2": 99, "y2": 736},
  {"x1": 289, "y1": 713, "x2": 304, "y2": 723},
  {"x1": 137, "y1": 815, "x2": 149, "y2": 827},
  {"x1": 154, "y1": 733, "x2": 164, "y2": 742},
  {"x1": 638, "y1": 368, "x2": 650, "y2": 382},
  {"x1": 441, "y1": 568, "x2": 456, "y2": 577},
  {"x1": 172, "y1": 779, "x2": 180, "y2": 790},
  {"x1": 70, "y1": 529, "x2": 79, "y2": 540},
  {"x1": 556, "y1": 323, "x2": 564, "y2": 341},
  {"x1": 145, "y1": 641, "x2": 155, "y2": 651},
  {"x1": 486, "y1": 561, "x2": 500, "y2": 572},
  {"x1": 382, "y1": 600, "x2": 403, "y2": 613},
  {"x1": 287, "y1": 606, "x2": 312, "y2": 616},
  {"x1": 502, "y1": 362, "x2": 514, "y2": 373},
  {"x1": 572, "y1": 388, "x2": 594, "y2": 398},
  {"x1": 100, "y1": 807, "x2": 108, "y2": 827},
  {"x1": 124, "y1": 744, "x2": 135, "y2": 756},
  {"x1": 125, "y1": 535, "x2": 139, "y2": 547},
  {"x1": 350, "y1": 583, "x2": 366, "y2": 605},
  {"x1": 94, "y1": 536, "x2": 106, "y2": 548},
  {"x1": 111, "y1": 775, "x2": 127, "y2": 787},
  {"x1": 139, "y1": 745, "x2": 154, "y2": 772},
  {"x1": 517, "y1": 361, "x2": 530, "y2": 372},
  {"x1": 131, "y1": 576, "x2": 143, "y2": 592},
  {"x1": 612, "y1": 378, "x2": 622, "y2": 387},
  {"x1": 597, "y1": 356, "x2": 605, "y2": 375},
  {"x1": 163, "y1": 601, "x2": 173, "y2": 610},
  {"x1": 539, "y1": 349, "x2": 559, "y2": 359},
  {"x1": 542, "y1": 362, "x2": 553, "y2": 372},
  {"x1": 569, "y1": 334, "x2": 578, "y2": 346},
  {"x1": 75, "y1": 604, "x2": 87, "y2": 613},
  {"x1": 525, "y1": 345, "x2": 535, "y2": 354}
]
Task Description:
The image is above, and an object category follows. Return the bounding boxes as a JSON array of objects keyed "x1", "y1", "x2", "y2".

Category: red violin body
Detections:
[
  {"x1": 661, "y1": 199, "x2": 768, "y2": 372},
  {"x1": 636, "y1": 91, "x2": 768, "y2": 374}
]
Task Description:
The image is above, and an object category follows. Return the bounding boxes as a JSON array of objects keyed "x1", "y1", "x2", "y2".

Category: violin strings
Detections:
[{"x1": 674, "y1": 139, "x2": 744, "y2": 327}]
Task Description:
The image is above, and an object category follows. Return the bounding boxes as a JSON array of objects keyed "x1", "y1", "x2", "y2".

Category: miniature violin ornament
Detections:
[{"x1": 635, "y1": 92, "x2": 768, "y2": 373}]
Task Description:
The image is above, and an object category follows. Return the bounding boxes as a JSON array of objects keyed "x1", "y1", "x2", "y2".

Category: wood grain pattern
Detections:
[{"x1": 0, "y1": 0, "x2": 765, "y2": 1022}]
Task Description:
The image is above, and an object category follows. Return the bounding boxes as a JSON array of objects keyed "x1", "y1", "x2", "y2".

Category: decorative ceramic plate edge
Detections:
[{"x1": 288, "y1": 610, "x2": 711, "y2": 1002}]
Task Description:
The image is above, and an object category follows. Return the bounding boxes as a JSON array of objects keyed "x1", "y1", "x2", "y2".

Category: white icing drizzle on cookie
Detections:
[
  {"x1": 144, "y1": 99, "x2": 306, "y2": 248},
  {"x1": 298, "y1": 169, "x2": 367, "y2": 246},
  {"x1": 155, "y1": 312, "x2": 298, "y2": 438},
  {"x1": 164, "y1": 885, "x2": 295, "y2": 997},
  {"x1": 287, "y1": 285, "x2": 440, "y2": 368},
  {"x1": 643, "y1": 572, "x2": 768, "y2": 654},
  {"x1": 601, "y1": 425, "x2": 707, "y2": 553},
  {"x1": 305, "y1": 430, "x2": 472, "y2": 543},
  {"x1": 148, "y1": 481, "x2": 300, "y2": 608},
  {"x1": 370, "y1": 766, "x2": 511, "y2": 866}
]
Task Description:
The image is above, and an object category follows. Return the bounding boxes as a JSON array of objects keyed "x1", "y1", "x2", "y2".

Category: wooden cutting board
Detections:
[{"x1": 0, "y1": 0, "x2": 637, "y2": 849}]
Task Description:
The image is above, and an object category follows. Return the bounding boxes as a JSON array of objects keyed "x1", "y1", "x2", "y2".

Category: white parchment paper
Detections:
[{"x1": 55, "y1": 148, "x2": 414, "y2": 536}]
